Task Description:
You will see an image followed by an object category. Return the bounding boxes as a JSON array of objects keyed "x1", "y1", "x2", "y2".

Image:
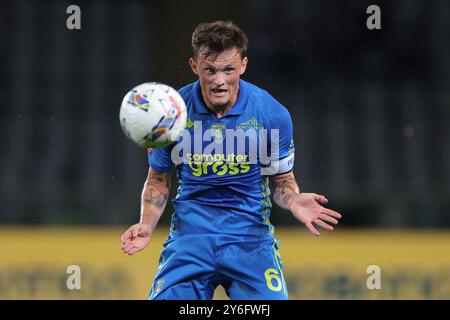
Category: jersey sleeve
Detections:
[
  {"x1": 147, "y1": 145, "x2": 174, "y2": 172},
  {"x1": 262, "y1": 95, "x2": 295, "y2": 175}
]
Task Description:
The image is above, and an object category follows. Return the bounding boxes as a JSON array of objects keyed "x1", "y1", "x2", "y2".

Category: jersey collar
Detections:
[{"x1": 192, "y1": 79, "x2": 248, "y2": 117}]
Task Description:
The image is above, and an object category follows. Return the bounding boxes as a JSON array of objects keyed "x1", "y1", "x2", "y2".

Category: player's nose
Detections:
[{"x1": 212, "y1": 73, "x2": 226, "y2": 87}]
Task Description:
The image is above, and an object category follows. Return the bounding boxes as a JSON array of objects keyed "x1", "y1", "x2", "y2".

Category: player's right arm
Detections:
[{"x1": 121, "y1": 167, "x2": 170, "y2": 255}]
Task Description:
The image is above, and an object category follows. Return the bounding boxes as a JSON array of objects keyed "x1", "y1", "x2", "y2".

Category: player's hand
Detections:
[
  {"x1": 120, "y1": 223, "x2": 151, "y2": 255},
  {"x1": 288, "y1": 193, "x2": 342, "y2": 236}
]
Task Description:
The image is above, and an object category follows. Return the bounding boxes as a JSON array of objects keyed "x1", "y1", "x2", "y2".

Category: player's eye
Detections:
[
  {"x1": 204, "y1": 68, "x2": 215, "y2": 74},
  {"x1": 224, "y1": 68, "x2": 235, "y2": 73}
]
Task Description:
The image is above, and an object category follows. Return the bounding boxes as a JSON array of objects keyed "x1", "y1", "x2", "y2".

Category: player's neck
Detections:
[{"x1": 210, "y1": 105, "x2": 229, "y2": 119}]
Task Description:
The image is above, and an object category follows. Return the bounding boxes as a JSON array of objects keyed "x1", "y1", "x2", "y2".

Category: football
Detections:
[{"x1": 119, "y1": 82, "x2": 187, "y2": 148}]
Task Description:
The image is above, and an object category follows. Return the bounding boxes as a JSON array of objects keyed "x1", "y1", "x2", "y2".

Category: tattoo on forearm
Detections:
[
  {"x1": 142, "y1": 180, "x2": 169, "y2": 207},
  {"x1": 274, "y1": 178, "x2": 299, "y2": 208},
  {"x1": 143, "y1": 194, "x2": 168, "y2": 208},
  {"x1": 140, "y1": 178, "x2": 169, "y2": 226}
]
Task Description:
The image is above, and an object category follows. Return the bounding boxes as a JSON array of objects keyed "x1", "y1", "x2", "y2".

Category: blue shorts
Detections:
[{"x1": 148, "y1": 233, "x2": 288, "y2": 300}]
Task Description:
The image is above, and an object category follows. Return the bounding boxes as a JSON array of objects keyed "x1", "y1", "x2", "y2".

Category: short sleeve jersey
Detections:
[{"x1": 148, "y1": 79, "x2": 295, "y2": 236}]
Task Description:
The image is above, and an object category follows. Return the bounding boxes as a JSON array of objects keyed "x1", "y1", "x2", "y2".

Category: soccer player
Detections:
[{"x1": 121, "y1": 21, "x2": 342, "y2": 300}]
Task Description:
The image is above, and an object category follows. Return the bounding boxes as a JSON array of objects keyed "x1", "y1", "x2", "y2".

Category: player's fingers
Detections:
[
  {"x1": 127, "y1": 246, "x2": 141, "y2": 255},
  {"x1": 121, "y1": 238, "x2": 133, "y2": 248},
  {"x1": 322, "y1": 208, "x2": 342, "y2": 219},
  {"x1": 121, "y1": 230, "x2": 131, "y2": 242},
  {"x1": 126, "y1": 243, "x2": 136, "y2": 251},
  {"x1": 313, "y1": 194, "x2": 328, "y2": 204},
  {"x1": 120, "y1": 242, "x2": 128, "y2": 250},
  {"x1": 121, "y1": 241, "x2": 131, "y2": 252},
  {"x1": 314, "y1": 219, "x2": 334, "y2": 231},
  {"x1": 319, "y1": 213, "x2": 339, "y2": 225},
  {"x1": 122, "y1": 242, "x2": 135, "y2": 252},
  {"x1": 306, "y1": 222, "x2": 320, "y2": 237},
  {"x1": 124, "y1": 245, "x2": 136, "y2": 255}
]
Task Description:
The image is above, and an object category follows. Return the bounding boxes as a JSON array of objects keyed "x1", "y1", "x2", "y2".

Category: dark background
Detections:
[{"x1": 1, "y1": 0, "x2": 449, "y2": 228}]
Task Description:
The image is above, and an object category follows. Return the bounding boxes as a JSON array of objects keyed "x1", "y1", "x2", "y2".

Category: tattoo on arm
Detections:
[
  {"x1": 273, "y1": 173, "x2": 300, "y2": 209},
  {"x1": 140, "y1": 171, "x2": 170, "y2": 227},
  {"x1": 143, "y1": 195, "x2": 168, "y2": 209}
]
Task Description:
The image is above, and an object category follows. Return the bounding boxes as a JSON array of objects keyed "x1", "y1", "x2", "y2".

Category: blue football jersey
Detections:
[{"x1": 148, "y1": 79, "x2": 295, "y2": 236}]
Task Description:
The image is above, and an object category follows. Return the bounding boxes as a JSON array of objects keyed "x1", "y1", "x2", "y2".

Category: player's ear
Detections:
[
  {"x1": 240, "y1": 57, "x2": 248, "y2": 75},
  {"x1": 189, "y1": 58, "x2": 199, "y2": 75}
]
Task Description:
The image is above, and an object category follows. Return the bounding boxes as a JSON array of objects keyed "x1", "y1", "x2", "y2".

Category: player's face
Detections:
[{"x1": 189, "y1": 47, "x2": 248, "y2": 113}]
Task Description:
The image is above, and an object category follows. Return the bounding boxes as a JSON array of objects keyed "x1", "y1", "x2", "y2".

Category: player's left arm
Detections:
[
  {"x1": 266, "y1": 94, "x2": 342, "y2": 235},
  {"x1": 271, "y1": 172, "x2": 342, "y2": 236}
]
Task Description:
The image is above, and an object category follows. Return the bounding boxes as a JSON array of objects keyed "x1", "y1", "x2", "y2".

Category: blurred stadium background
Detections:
[{"x1": 1, "y1": 0, "x2": 449, "y2": 299}]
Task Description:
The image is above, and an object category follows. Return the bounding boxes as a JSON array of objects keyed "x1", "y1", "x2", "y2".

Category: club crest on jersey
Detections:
[{"x1": 211, "y1": 123, "x2": 225, "y2": 144}]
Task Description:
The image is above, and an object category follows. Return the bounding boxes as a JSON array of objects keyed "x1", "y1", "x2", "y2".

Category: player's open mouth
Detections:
[{"x1": 211, "y1": 89, "x2": 228, "y2": 96}]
